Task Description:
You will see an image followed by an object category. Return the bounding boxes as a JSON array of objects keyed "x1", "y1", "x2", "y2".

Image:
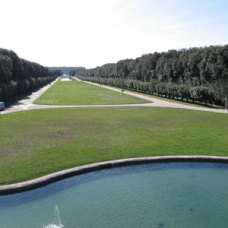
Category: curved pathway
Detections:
[{"x1": 1, "y1": 78, "x2": 228, "y2": 114}]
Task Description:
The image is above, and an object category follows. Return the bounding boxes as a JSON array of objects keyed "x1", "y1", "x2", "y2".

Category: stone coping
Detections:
[{"x1": 1, "y1": 155, "x2": 228, "y2": 195}]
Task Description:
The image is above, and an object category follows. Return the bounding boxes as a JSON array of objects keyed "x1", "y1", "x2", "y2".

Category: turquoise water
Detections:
[{"x1": 1, "y1": 162, "x2": 228, "y2": 228}]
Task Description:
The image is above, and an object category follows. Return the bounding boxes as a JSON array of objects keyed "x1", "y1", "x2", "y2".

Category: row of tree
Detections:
[
  {"x1": 0, "y1": 48, "x2": 57, "y2": 101},
  {"x1": 77, "y1": 45, "x2": 228, "y2": 108}
]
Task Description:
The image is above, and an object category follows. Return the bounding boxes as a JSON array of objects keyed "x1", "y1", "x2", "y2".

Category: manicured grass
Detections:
[
  {"x1": 0, "y1": 107, "x2": 228, "y2": 184},
  {"x1": 35, "y1": 81, "x2": 147, "y2": 105}
]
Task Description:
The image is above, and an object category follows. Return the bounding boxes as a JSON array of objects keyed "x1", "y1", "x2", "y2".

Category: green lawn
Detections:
[
  {"x1": 35, "y1": 81, "x2": 147, "y2": 105},
  {"x1": 0, "y1": 107, "x2": 228, "y2": 184}
]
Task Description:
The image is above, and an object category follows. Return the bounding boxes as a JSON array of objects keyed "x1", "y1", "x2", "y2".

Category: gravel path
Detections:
[{"x1": 1, "y1": 78, "x2": 228, "y2": 115}]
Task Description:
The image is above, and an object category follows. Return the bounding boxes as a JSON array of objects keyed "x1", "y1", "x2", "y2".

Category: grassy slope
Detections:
[
  {"x1": 35, "y1": 81, "x2": 147, "y2": 105},
  {"x1": 0, "y1": 107, "x2": 228, "y2": 184}
]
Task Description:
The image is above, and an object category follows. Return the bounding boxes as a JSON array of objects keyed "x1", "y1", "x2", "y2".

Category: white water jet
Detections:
[
  {"x1": 44, "y1": 225, "x2": 62, "y2": 228},
  {"x1": 43, "y1": 206, "x2": 64, "y2": 228}
]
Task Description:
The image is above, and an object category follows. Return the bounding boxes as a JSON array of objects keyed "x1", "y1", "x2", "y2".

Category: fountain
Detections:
[
  {"x1": 43, "y1": 206, "x2": 64, "y2": 228},
  {"x1": 1, "y1": 162, "x2": 228, "y2": 227}
]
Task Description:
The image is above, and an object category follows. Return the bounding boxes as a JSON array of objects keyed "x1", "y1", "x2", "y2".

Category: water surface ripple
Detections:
[{"x1": 0, "y1": 162, "x2": 228, "y2": 228}]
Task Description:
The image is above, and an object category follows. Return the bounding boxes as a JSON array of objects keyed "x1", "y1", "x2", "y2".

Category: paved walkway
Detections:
[
  {"x1": 1, "y1": 78, "x2": 228, "y2": 115},
  {"x1": 82, "y1": 80, "x2": 228, "y2": 114},
  {"x1": 1, "y1": 79, "x2": 57, "y2": 114}
]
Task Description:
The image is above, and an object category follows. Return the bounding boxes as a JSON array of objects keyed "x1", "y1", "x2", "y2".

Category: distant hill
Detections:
[{"x1": 48, "y1": 67, "x2": 86, "y2": 74}]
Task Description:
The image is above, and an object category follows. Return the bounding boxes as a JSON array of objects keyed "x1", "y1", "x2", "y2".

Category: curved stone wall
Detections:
[{"x1": 1, "y1": 155, "x2": 228, "y2": 195}]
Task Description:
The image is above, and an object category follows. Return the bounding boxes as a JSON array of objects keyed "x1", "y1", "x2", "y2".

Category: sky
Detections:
[{"x1": 0, "y1": 0, "x2": 227, "y2": 68}]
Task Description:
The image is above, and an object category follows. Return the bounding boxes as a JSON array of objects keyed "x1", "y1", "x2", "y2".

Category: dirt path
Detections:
[{"x1": 1, "y1": 78, "x2": 228, "y2": 115}]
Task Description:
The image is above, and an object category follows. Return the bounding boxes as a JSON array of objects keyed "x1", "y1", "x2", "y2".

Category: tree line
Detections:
[
  {"x1": 0, "y1": 48, "x2": 58, "y2": 101},
  {"x1": 76, "y1": 45, "x2": 228, "y2": 108}
]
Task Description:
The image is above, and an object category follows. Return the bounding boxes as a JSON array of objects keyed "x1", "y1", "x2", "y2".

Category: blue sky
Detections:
[{"x1": 0, "y1": 0, "x2": 227, "y2": 68}]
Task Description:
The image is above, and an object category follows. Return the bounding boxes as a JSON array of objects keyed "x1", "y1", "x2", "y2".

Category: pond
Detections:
[{"x1": 1, "y1": 162, "x2": 228, "y2": 228}]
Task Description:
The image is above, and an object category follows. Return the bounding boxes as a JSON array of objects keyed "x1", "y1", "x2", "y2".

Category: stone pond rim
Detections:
[{"x1": 1, "y1": 155, "x2": 228, "y2": 195}]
